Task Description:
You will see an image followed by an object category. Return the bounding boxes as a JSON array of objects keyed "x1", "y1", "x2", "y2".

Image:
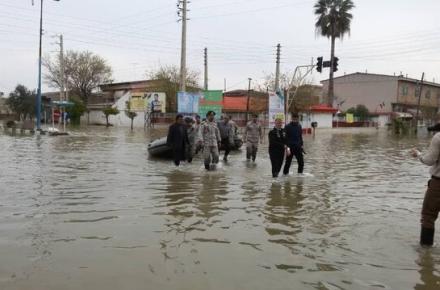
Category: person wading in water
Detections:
[
  {"x1": 269, "y1": 118, "x2": 290, "y2": 178},
  {"x1": 411, "y1": 133, "x2": 440, "y2": 246},
  {"x1": 167, "y1": 114, "x2": 188, "y2": 166}
]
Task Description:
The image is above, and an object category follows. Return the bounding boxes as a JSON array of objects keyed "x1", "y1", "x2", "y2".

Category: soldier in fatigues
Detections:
[
  {"x1": 200, "y1": 111, "x2": 221, "y2": 170},
  {"x1": 217, "y1": 115, "x2": 234, "y2": 162},
  {"x1": 245, "y1": 113, "x2": 263, "y2": 162},
  {"x1": 184, "y1": 117, "x2": 200, "y2": 163}
]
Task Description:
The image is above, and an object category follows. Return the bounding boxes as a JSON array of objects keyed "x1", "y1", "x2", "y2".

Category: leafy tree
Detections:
[
  {"x1": 65, "y1": 96, "x2": 86, "y2": 125},
  {"x1": 146, "y1": 65, "x2": 200, "y2": 112},
  {"x1": 125, "y1": 101, "x2": 137, "y2": 131},
  {"x1": 102, "y1": 107, "x2": 119, "y2": 127},
  {"x1": 314, "y1": 0, "x2": 355, "y2": 106},
  {"x1": 346, "y1": 104, "x2": 370, "y2": 121},
  {"x1": 6, "y1": 84, "x2": 36, "y2": 120},
  {"x1": 44, "y1": 50, "x2": 113, "y2": 105}
]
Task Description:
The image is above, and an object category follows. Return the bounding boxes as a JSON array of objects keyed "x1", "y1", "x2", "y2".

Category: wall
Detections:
[
  {"x1": 371, "y1": 115, "x2": 390, "y2": 127},
  {"x1": 309, "y1": 113, "x2": 333, "y2": 128},
  {"x1": 397, "y1": 81, "x2": 440, "y2": 108},
  {"x1": 321, "y1": 73, "x2": 398, "y2": 113}
]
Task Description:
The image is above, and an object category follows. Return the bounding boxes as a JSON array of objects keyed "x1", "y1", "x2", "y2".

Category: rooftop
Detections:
[{"x1": 321, "y1": 72, "x2": 440, "y2": 88}]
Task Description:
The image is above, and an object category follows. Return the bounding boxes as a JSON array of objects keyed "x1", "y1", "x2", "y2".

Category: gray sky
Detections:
[{"x1": 1, "y1": 0, "x2": 439, "y2": 95}]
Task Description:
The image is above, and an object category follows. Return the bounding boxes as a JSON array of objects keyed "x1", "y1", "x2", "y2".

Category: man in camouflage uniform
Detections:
[
  {"x1": 184, "y1": 117, "x2": 200, "y2": 163},
  {"x1": 200, "y1": 111, "x2": 221, "y2": 170},
  {"x1": 245, "y1": 113, "x2": 263, "y2": 162},
  {"x1": 217, "y1": 115, "x2": 235, "y2": 162}
]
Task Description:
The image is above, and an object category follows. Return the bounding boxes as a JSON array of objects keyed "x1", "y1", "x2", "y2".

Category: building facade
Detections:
[{"x1": 321, "y1": 73, "x2": 440, "y2": 124}]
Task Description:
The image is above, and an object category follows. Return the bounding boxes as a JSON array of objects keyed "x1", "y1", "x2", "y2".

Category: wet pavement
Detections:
[{"x1": 0, "y1": 126, "x2": 439, "y2": 290}]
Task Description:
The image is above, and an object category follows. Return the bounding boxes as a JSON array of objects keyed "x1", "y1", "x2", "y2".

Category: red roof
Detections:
[{"x1": 310, "y1": 104, "x2": 338, "y2": 113}]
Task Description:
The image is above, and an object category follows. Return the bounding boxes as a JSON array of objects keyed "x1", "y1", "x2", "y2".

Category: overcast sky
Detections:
[{"x1": 1, "y1": 0, "x2": 439, "y2": 95}]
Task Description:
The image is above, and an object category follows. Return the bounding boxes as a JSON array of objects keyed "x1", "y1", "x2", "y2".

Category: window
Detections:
[
  {"x1": 400, "y1": 85, "x2": 409, "y2": 96},
  {"x1": 415, "y1": 86, "x2": 421, "y2": 97},
  {"x1": 426, "y1": 89, "x2": 431, "y2": 99}
]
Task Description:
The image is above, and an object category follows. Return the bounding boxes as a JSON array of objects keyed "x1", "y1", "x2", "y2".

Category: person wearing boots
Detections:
[
  {"x1": 245, "y1": 114, "x2": 263, "y2": 162},
  {"x1": 269, "y1": 118, "x2": 290, "y2": 178},
  {"x1": 167, "y1": 114, "x2": 189, "y2": 166},
  {"x1": 217, "y1": 115, "x2": 234, "y2": 162},
  {"x1": 184, "y1": 117, "x2": 199, "y2": 163},
  {"x1": 411, "y1": 133, "x2": 440, "y2": 246},
  {"x1": 200, "y1": 111, "x2": 221, "y2": 170},
  {"x1": 283, "y1": 112, "x2": 304, "y2": 175}
]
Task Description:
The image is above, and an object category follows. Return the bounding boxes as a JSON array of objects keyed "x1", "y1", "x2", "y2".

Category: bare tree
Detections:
[
  {"x1": 256, "y1": 71, "x2": 319, "y2": 112},
  {"x1": 44, "y1": 50, "x2": 113, "y2": 105},
  {"x1": 146, "y1": 65, "x2": 201, "y2": 112}
]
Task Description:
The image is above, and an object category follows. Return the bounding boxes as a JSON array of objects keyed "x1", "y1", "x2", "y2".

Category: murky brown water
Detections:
[{"x1": 1, "y1": 126, "x2": 439, "y2": 290}]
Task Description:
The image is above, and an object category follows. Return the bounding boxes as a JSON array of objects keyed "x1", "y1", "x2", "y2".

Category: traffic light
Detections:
[
  {"x1": 316, "y1": 57, "x2": 323, "y2": 73},
  {"x1": 332, "y1": 57, "x2": 339, "y2": 72}
]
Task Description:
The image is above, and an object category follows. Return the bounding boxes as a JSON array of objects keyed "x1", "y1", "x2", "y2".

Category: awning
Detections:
[
  {"x1": 52, "y1": 100, "x2": 74, "y2": 107},
  {"x1": 393, "y1": 112, "x2": 413, "y2": 119}
]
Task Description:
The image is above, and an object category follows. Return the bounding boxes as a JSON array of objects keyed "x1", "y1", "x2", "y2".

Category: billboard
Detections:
[
  {"x1": 268, "y1": 91, "x2": 285, "y2": 127},
  {"x1": 129, "y1": 92, "x2": 166, "y2": 112},
  {"x1": 199, "y1": 90, "x2": 223, "y2": 118},
  {"x1": 177, "y1": 92, "x2": 201, "y2": 113},
  {"x1": 144, "y1": 92, "x2": 166, "y2": 113}
]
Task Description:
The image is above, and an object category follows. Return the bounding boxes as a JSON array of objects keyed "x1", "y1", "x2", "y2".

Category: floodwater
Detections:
[{"x1": 0, "y1": 126, "x2": 439, "y2": 290}]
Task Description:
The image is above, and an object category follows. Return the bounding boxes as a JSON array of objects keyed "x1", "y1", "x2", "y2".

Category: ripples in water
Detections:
[{"x1": 0, "y1": 127, "x2": 438, "y2": 289}]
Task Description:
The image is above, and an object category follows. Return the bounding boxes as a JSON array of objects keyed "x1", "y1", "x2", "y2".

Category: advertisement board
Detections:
[
  {"x1": 268, "y1": 91, "x2": 285, "y2": 127},
  {"x1": 129, "y1": 92, "x2": 166, "y2": 112},
  {"x1": 177, "y1": 92, "x2": 201, "y2": 114},
  {"x1": 199, "y1": 90, "x2": 223, "y2": 118}
]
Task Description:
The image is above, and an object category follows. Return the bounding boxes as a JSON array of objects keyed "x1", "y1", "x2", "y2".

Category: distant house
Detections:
[
  {"x1": 0, "y1": 97, "x2": 13, "y2": 119},
  {"x1": 222, "y1": 90, "x2": 268, "y2": 126},
  {"x1": 321, "y1": 72, "x2": 440, "y2": 126},
  {"x1": 308, "y1": 104, "x2": 338, "y2": 128}
]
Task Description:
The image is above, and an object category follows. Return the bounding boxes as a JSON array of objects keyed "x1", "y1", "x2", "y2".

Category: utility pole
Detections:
[
  {"x1": 415, "y1": 72, "x2": 425, "y2": 134},
  {"x1": 59, "y1": 34, "x2": 65, "y2": 101},
  {"x1": 59, "y1": 34, "x2": 66, "y2": 132},
  {"x1": 36, "y1": 0, "x2": 44, "y2": 131},
  {"x1": 178, "y1": 0, "x2": 188, "y2": 92},
  {"x1": 224, "y1": 78, "x2": 226, "y2": 92},
  {"x1": 204, "y1": 47, "x2": 208, "y2": 91},
  {"x1": 246, "y1": 78, "x2": 252, "y2": 124},
  {"x1": 274, "y1": 43, "x2": 281, "y2": 92},
  {"x1": 35, "y1": 0, "x2": 60, "y2": 131}
]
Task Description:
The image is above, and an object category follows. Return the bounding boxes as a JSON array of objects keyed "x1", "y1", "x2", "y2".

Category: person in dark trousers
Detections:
[
  {"x1": 411, "y1": 133, "x2": 440, "y2": 246},
  {"x1": 283, "y1": 112, "x2": 304, "y2": 175},
  {"x1": 269, "y1": 118, "x2": 290, "y2": 178},
  {"x1": 167, "y1": 114, "x2": 189, "y2": 166},
  {"x1": 217, "y1": 115, "x2": 234, "y2": 162}
]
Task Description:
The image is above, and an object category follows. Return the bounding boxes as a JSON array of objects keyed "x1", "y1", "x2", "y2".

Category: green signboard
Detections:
[{"x1": 199, "y1": 90, "x2": 223, "y2": 118}]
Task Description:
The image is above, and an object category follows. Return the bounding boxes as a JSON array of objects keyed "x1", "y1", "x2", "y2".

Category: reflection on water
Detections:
[
  {"x1": 0, "y1": 127, "x2": 437, "y2": 289},
  {"x1": 415, "y1": 249, "x2": 440, "y2": 290}
]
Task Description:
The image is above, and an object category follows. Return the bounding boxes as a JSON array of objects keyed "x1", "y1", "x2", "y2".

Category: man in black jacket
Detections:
[
  {"x1": 283, "y1": 113, "x2": 304, "y2": 175},
  {"x1": 167, "y1": 114, "x2": 189, "y2": 166}
]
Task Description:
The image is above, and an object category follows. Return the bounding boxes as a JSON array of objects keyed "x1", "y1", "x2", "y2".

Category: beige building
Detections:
[{"x1": 321, "y1": 73, "x2": 440, "y2": 119}]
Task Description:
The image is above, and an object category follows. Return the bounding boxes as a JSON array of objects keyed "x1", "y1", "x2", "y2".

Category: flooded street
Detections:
[{"x1": 1, "y1": 127, "x2": 439, "y2": 290}]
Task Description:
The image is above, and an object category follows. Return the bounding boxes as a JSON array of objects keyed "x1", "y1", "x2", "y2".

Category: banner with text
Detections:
[{"x1": 268, "y1": 91, "x2": 285, "y2": 127}]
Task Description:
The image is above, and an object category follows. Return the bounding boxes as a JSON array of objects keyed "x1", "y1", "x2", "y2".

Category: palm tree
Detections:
[{"x1": 314, "y1": 0, "x2": 354, "y2": 106}]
